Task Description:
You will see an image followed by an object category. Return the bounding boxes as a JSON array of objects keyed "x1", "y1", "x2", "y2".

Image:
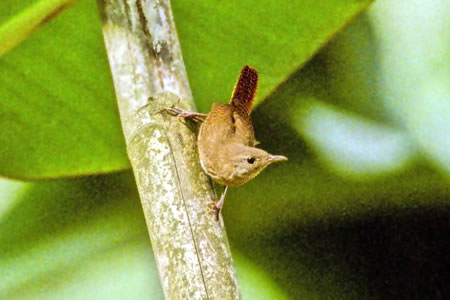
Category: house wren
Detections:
[{"x1": 167, "y1": 65, "x2": 287, "y2": 220}]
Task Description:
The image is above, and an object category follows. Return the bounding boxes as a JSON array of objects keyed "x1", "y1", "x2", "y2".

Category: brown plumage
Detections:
[{"x1": 167, "y1": 65, "x2": 287, "y2": 220}]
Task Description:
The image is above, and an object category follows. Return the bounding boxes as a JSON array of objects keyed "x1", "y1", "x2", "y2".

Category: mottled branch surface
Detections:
[{"x1": 98, "y1": 0, "x2": 240, "y2": 299}]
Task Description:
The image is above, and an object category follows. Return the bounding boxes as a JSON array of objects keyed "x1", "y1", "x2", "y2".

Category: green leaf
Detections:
[
  {"x1": 172, "y1": 0, "x2": 374, "y2": 111},
  {"x1": 0, "y1": 0, "x2": 374, "y2": 179},
  {"x1": 0, "y1": 0, "x2": 129, "y2": 180},
  {"x1": 0, "y1": 0, "x2": 76, "y2": 57}
]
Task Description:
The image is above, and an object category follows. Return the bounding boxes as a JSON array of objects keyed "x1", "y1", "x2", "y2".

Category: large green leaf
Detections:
[
  {"x1": 0, "y1": 0, "x2": 129, "y2": 180},
  {"x1": 0, "y1": 0, "x2": 374, "y2": 179},
  {"x1": 172, "y1": 0, "x2": 374, "y2": 111},
  {"x1": 0, "y1": 0, "x2": 76, "y2": 56}
]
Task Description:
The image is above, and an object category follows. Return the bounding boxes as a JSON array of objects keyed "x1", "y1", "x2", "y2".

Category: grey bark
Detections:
[{"x1": 98, "y1": 0, "x2": 240, "y2": 299}]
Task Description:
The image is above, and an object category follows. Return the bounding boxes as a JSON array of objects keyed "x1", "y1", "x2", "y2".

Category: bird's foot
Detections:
[
  {"x1": 210, "y1": 186, "x2": 227, "y2": 221},
  {"x1": 208, "y1": 201, "x2": 221, "y2": 221},
  {"x1": 165, "y1": 107, "x2": 207, "y2": 123}
]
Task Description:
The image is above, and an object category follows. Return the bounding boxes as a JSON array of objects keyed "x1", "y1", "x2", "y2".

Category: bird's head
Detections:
[{"x1": 223, "y1": 144, "x2": 287, "y2": 186}]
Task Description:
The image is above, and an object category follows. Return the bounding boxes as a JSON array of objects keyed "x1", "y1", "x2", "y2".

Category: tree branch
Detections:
[{"x1": 98, "y1": 0, "x2": 240, "y2": 299}]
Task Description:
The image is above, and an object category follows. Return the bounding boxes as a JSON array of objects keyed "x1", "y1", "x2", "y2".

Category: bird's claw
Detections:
[
  {"x1": 208, "y1": 201, "x2": 221, "y2": 221},
  {"x1": 164, "y1": 107, "x2": 206, "y2": 123}
]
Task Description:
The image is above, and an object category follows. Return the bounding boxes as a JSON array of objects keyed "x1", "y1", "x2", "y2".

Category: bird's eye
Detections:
[{"x1": 247, "y1": 157, "x2": 255, "y2": 164}]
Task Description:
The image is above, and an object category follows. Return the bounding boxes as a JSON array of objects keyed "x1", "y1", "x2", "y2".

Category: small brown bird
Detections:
[{"x1": 167, "y1": 66, "x2": 287, "y2": 220}]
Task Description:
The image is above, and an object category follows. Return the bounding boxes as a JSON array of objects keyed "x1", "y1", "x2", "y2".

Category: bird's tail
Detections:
[{"x1": 230, "y1": 65, "x2": 258, "y2": 114}]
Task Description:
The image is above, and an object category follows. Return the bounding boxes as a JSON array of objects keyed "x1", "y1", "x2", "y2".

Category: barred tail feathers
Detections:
[{"x1": 230, "y1": 65, "x2": 258, "y2": 113}]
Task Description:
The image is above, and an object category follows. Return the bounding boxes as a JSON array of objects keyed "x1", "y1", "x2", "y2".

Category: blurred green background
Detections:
[{"x1": 1, "y1": 0, "x2": 449, "y2": 299}]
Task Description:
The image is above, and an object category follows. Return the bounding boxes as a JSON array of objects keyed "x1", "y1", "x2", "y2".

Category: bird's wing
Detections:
[
  {"x1": 231, "y1": 110, "x2": 255, "y2": 146},
  {"x1": 201, "y1": 103, "x2": 255, "y2": 147}
]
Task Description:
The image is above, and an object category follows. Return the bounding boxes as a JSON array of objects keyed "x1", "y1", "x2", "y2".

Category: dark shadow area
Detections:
[{"x1": 237, "y1": 206, "x2": 449, "y2": 299}]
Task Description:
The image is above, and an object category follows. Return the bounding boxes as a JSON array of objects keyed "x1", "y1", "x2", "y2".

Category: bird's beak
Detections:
[{"x1": 268, "y1": 154, "x2": 288, "y2": 163}]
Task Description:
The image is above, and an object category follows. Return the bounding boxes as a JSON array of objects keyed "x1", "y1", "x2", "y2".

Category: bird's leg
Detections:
[
  {"x1": 165, "y1": 107, "x2": 207, "y2": 123},
  {"x1": 214, "y1": 186, "x2": 228, "y2": 221}
]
